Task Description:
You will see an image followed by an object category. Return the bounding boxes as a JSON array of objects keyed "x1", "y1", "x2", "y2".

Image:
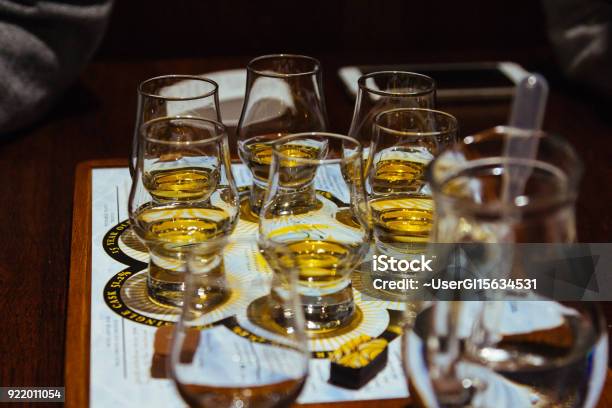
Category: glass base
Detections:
[
  {"x1": 248, "y1": 181, "x2": 267, "y2": 218},
  {"x1": 240, "y1": 196, "x2": 260, "y2": 223},
  {"x1": 301, "y1": 286, "x2": 355, "y2": 332},
  {"x1": 267, "y1": 286, "x2": 357, "y2": 336},
  {"x1": 147, "y1": 261, "x2": 185, "y2": 308},
  {"x1": 147, "y1": 258, "x2": 229, "y2": 309}
]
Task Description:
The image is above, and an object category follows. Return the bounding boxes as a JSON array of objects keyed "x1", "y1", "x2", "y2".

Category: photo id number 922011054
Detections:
[{"x1": 0, "y1": 387, "x2": 65, "y2": 403}]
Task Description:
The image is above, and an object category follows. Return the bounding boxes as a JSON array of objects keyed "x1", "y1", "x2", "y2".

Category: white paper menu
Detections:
[{"x1": 89, "y1": 165, "x2": 409, "y2": 407}]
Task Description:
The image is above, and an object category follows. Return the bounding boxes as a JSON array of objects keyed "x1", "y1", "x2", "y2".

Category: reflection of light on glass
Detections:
[
  {"x1": 247, "y1": 77, "x2": 296, "y2": 123},
  {"x1": 514, "y1": 195, "x2": 529, "y2": 207},
  {"x1": 160, "y1": 79, "x2": 218, "y2": 117}
]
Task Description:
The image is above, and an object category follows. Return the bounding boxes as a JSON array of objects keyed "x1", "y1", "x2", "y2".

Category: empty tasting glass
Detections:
[
  {"x1": 128, "y1": 117, "x2": 239, "y2": 307},
  {"x1": 130, "y1": 75, "x2": 221, "y2": 176},
  {"x1": 403, "y1": 127, "x2": 607, "y2": 407},
  {"x1": 348, "y1": 71, "x2": 436, "y2": 164},
  {"x1": 237, "y1": 54, "x2": 328, "y2": 218},
  {"x1": 429, "y1": 126, "x2": 580, "y2": 244},
  {"x1": 368, "y1": 108, "x2": 457, "y2": 254},
  {"x1": 170, "y1": 241, "x2": 309, "y2": 408},
  {"x1": 258, "y1": 133, "x2": 371, "y2": 332},
  {"x1": 404, "y1": 302, "x2": 606, "y2": 408}
]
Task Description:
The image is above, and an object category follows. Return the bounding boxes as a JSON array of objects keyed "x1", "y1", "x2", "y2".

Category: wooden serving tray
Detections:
[
  {"x1": 65, "y1": 159, "x2": 612, "y2": 408},
  {"x1": 66, "y1": 159, "x2": 122, "y2": 408}
]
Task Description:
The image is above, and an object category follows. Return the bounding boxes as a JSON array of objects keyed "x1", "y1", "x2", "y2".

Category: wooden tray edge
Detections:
[{"x1": 65, "y1": 159, "x2": 127, "y2": 408}]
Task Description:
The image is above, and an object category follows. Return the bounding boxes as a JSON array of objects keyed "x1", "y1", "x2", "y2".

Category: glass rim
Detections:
[
  {"x1": 246, "y1": 54, "x2": 321, "y2": 78},
  {"x1": 374, "y1": 108, "x2": 458, "y2": 137},
  {"x1": 272, "y1": 132, "x2": 363, "y2": 165},
  {"x1": 140, "y1": 115, "x2": 227, "y2": 146},
  {"x1": 138, "y1": 75, "x2": 219, "y2": 101},
  {"x1": 358, "y1": 71, "x2": 436, "y2": 97},
  {"x1": 427, "y1": 126, "x2": 582, "y2": 214}
]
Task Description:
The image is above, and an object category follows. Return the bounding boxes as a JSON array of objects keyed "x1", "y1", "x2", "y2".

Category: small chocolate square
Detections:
[
  {"x1": 328, "y1": 336, "x2": 389, "y2": 389},
  {"x1": 153, "y1": 325, "x2": 174, "y2": 356},
  {"x1": 150, "y1": 325, "x2": 201, "y2": 379},
  {"x1": 153, "y1": 325, "x2": 200, "y2": 363},
  {"x1": 150, "y1": 353, "x2": 168, "y2": 379}
]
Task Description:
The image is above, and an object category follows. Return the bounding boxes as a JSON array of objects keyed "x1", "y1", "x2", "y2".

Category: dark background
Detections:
[
  {"x1": 97, "y1": 0, "x2": 551, "y2": 62},
  {"x1": 91, "y1": 0, "x2": 565, "y2": 140},
  {"x1": 83, "y1": 0, "x2": 569, "y2": 155},
  {"x1": 2, "y1": 0, "x2": 612, "y2": 398}
]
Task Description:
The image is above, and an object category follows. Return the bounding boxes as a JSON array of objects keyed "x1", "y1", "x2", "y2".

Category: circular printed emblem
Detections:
[{"x1": 101, "y1": 219, "x2": 403, "y2": 355}]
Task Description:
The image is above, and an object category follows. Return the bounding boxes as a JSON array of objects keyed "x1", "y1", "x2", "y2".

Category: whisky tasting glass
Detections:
[
  {"x1": 258, "y1": 132, "x2": 371, "y2": 332},
  {"x1": 404, "y1": 302, "x2": 607, "y2": 407},
  {"x1": 348, "y1": 71, "x2": 436, "y2": 163},
  {"x1": 368, "y1": 108, "x2": 457, "y2": 253},
  {"x1": 130, "y1": 75, "x2": 221, "y2": 176},
  {"x1": 170, "y1": 242, "x2": 309, "y2": 408},
  {"x1": 403, "y1": 127, "x2": 607, "y2": 407},
  {"x1": 237, "y1": 54, "x2": 328, "y2": 217},
  {"x1": 429, "y1": 127, "x2": 580, "y2": 244},
  {"x1": 128, "y1": 116, "x2": 239, "y2": 307}
]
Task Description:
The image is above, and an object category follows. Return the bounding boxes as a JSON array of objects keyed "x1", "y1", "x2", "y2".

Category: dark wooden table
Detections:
[{"x1": 0, "y1": 55, "x2": 611, "y2": 406}]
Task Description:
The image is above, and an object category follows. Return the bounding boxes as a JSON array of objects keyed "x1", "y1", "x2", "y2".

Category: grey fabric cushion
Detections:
[{"x1": 0, "y1": 0, "x2": 113, "y2": 134}]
